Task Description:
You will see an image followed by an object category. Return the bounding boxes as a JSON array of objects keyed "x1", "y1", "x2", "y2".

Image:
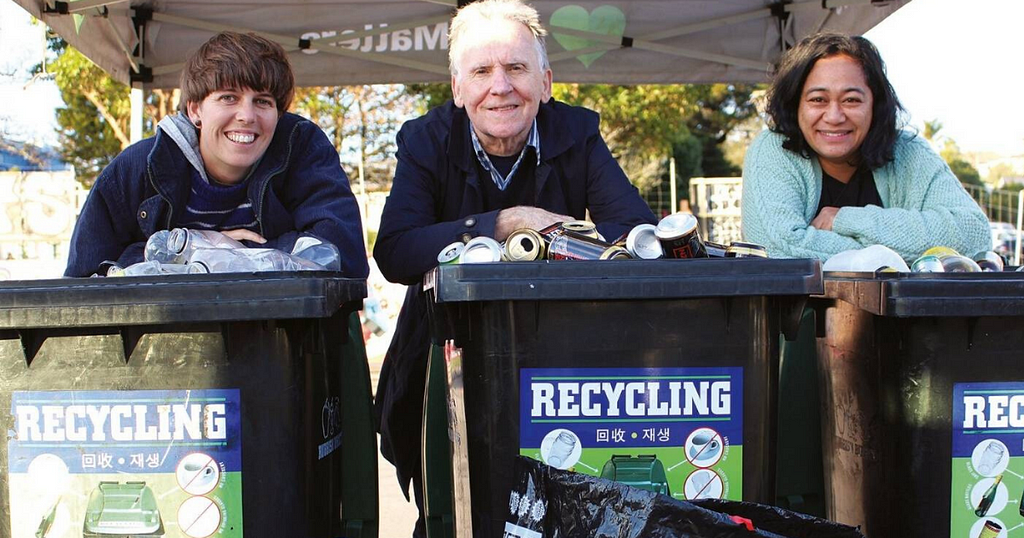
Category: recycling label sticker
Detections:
[
  {"x1": 519, "y1": 366, "x2": 743, "y2": 500},
  {"x1": 951, "y1": 382, "x2": 1024, "y2": 537},
  {"x1": 8, "y1": 389, "x2": 243, "y2": 537}
]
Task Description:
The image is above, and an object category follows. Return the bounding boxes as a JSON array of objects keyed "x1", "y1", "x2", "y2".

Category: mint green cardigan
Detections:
[{"x1": 741, "y1": 130, "x2": 991, "y2": 261}]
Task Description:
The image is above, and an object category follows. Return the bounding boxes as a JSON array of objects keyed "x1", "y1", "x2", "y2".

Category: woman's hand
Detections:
[
  {"x1": 221, "y1": 229, "x2": 267, "y2": 244},
  {"x1": 810, "y1": 206, "x2": 840, "y2": 231}
]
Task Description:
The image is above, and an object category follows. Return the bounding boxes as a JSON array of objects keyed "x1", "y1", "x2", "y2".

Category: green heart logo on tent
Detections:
[{"x1": 550, "y1": 5, "x2": 627, "y2": 68}]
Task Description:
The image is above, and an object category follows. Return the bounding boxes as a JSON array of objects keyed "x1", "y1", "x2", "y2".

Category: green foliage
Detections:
[
  {"x1": 46, "y1": 40, "x2": 177, "y2": 188},
  {"x1": 922, "y1": 119, "x2": 943, "y2": 142},
  {"x1": 294, "y1": 85, "x2": 417, "y2": 191},
  {"x1": 986, "y1": 162, "x2": 1018, "y2": 185},
  {"x1": 50, "y1": 46, "x2": 133, "y2": 186},
  {"x1": 940, "y1": 139, "x2": 983, "y2": 187},
  {"x1": 404, "y1": 83, "x2": 452, "y2": 114}
]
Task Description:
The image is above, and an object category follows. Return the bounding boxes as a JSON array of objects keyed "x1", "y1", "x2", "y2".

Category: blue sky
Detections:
[{"x1": 2, "y1": 0, "x2": 1022, "y2": 155}]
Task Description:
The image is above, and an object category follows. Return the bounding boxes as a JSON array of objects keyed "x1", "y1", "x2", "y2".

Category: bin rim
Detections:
[
  {"x1": 819, "y1": 271, "x2": 1024, "y2": 317},
  {"x1": 0, "y1": 272, "x2": 367, "y2": 329},
  {"x1": 427, "y1": 258, "x2": 823, "y2": 303}
]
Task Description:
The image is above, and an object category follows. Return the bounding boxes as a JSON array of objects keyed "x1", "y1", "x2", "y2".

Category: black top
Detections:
[
  {"x1": 479, "y1": 152, "x2": 537, "y2": 210},
  {"x1": 816, "y1": 166, "x2": 884, "y2": 214}
]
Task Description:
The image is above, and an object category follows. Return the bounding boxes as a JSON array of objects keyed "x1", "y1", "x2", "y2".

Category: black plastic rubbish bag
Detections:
[{"x1": 503, "y1": 456, "x2": 864, "y2": 538}]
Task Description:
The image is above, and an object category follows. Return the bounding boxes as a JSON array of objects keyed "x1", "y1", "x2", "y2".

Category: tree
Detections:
[
  {"x1": 46, "y1": 39, "x2": 178, "y2": 187},
  {"x1": 922, "y1": 119, "x2": 944, "y2": 143},
  {"x1": 294, "y1": 85, "x2": 417, "y2": 191},
  {"x1": 986, "y1": 162, "x2": 1018, "y2": 186},
  {"x1": 940, "y1": 139, "x2": 983, "y2": 187}
]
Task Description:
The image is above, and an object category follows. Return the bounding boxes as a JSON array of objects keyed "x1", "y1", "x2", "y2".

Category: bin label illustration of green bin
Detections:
[
  {"x1": 519, "y1": 366, "x2": 743, "y2": 501},
  {"x1": 952, "y1": 382, "x2": 1024, "y2": 538},
  {"x1": 8, "y1": 389, "x2": 244, "y2": 538}
]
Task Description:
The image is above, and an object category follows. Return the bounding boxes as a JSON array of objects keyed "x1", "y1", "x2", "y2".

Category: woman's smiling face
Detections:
[
  {"x1": 797, "y1": 54, "x2": 874, "y2": 178},
  {"x1": 188, "y1": 87, "x2": 280, "y2": 184}
]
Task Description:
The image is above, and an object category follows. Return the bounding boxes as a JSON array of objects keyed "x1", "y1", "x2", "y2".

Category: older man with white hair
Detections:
[{"x1": 373, "y1": 0, "x2": 656, "y2": 534}]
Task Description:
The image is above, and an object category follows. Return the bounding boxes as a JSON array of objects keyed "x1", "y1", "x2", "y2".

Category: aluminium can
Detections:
[
  {"x1": 725, "y1": 242, "x2": 768, "y2": 259},
  {"x1": 561, "y1": 220, "x2": 599, "y2": 239},
  {"x1": 437, "y1": 241, "x2": 465, "y2": 265},
  {"x1": 459, "y1": 236, "x2": 503, "y2": 264},
  {"x1": 504, "y1": 229, "x2": 547, "y2": 261},
  {"x1": 624, "y1": 224, "x2": 663, "y2": 259},
  {"x1": 910, "y1": 254, "x2": 944, "y2": 273},
  {"x1": 547, "y1": 231, "x2": 630, "y2": 261},
  {"x1": 973, "y1": 251, "x2": 1005, "y2": 272},
  {"x1": 537, "y1": 222, "x2": 566, "y2": 242},
  {"x1": 704, "y1": 241, "x2": 728, "y2": 258},
  {"x1": 655, "y1": 212, "x2": 708, "y2": 259}
]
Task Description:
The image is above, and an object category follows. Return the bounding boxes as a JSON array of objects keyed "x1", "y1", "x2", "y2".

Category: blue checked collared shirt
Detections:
[{"x1": 469, "y1": 119, "x2": 541, "y2": 191}]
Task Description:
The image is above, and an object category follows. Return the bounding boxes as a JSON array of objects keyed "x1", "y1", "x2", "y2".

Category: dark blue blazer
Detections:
[
  {"x1": 65, "y1": 113, "x2": 369, "y2": 278},
  {"x1": 373, "y1": 99, "x2": 656, "y2": 491}
]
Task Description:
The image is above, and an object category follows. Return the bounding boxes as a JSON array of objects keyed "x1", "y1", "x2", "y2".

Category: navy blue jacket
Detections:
[
  {"x1": 373, "y1": 100, "x2": 656, "y2": 492},
  {"x1": 65, "y1": 113, "x2": 369, "y2": 278}
]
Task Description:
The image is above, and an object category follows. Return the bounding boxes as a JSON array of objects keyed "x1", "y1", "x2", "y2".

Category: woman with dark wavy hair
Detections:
[{"x1": 741, "y1": 32, "x2": 989, "y2": 261}]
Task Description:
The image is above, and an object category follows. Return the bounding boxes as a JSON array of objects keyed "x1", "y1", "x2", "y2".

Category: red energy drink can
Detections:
[
  {"x1": 655, "y1": 213, "x2": 708, "y2": 259},
  {"x1": 547, "y1": 231, "x2": 630, "y2": 261},
  {"x1": 538, "y1": 222, "x2": 564, "y2": 242}
]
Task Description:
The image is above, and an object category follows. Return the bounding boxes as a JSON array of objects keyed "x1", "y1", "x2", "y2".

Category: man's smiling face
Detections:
[{"x1": 451, "y1": 19, "x2": 552, "y2": 157}]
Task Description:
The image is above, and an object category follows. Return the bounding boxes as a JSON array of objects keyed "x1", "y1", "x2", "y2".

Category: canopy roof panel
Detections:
[{"x1": 14, "y1": 0, "x2": 909, "y2": 87}]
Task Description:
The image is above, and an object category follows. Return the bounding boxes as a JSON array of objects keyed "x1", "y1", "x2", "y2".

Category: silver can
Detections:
[
  {"x1": 655, "y1": 212, "x2": 708, "y2": 259},
  {"x1": 459, "y1": 236, "x2": 503, "y2": 264},
  {"x1": 725, "y1": 242, "x2": 768, "y2": 258},
  {"x1": 973, "y1": 251, "x2": 1005, "y2": 272},
  {"x1": 624, "y1": 224, "x2": 663, "y2": 259},
  {"x1": 561, "y1": 220, "x2": 599, "y2": 239},
  {"x1": 504, "y1": 229, "x2": 547, "y2": 261},
  {"x1": 437, "y1": 241, "x2": 465, "y2": 265},
  {"x1": 704, "y1": 241, "x2": 728, "y2": 258}
]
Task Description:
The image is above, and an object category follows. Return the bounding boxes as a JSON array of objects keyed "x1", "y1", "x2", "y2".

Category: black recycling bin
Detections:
[
  {"x1": 424, "y1": 258, "x2": 822, "y2": 538},
  {"x1": 812, "y1": 271, "x2": 1024, "y2": 538},
  {"x1": 0, "y1": 273, "x2": 378, "y2": 538}
]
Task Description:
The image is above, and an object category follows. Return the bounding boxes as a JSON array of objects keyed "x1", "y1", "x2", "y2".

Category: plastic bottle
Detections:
[
  {"x1": 187, "y1": 248, "x2": 322, "y2": 274},
  {"x1": 144, "y1": 230, "x2": 176, "y2": 263},
  {"x1": 145, "y1": 228, "x2": 244, "y2": 264},
  {"x1": 291, "y1": 235, "x2": 341, "y2": 271},
  {"x1": 107, "y1": 260, "x2": 191, "y2": 277}
]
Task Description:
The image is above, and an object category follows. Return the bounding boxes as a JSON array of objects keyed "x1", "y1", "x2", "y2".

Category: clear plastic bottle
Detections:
[
  {"x1": 107, "y1": 260, "x2": 191, "y2": 277},
  {"x1": 187, "y1": 248, "x2": 322, "y2": 274},
  {"x1": 144, "y1": 230, "x2": 176, "y2": 263},
  {"x1": 144, "y1": 228, "x2": 244, "y2": 264},
  {"x1": 291, "y1": 235, "x2": 341, "y2": 271}
]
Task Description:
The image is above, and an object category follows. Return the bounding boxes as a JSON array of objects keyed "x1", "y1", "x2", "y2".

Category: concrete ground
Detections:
[{"x1": 368, "y1": 336, "x2": 420, "y2": 538}]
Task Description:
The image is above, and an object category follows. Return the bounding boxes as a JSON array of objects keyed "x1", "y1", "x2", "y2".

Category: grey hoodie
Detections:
[{"x1": 157, "y1": 113, "x2": 209, "y2": 183}]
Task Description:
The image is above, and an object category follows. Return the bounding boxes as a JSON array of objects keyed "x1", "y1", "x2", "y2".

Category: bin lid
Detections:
[
  {"x1": 0, "y1": 273, "x2": 366, "y2": 329},
  {"x1": 822, "y1": 271, "x2": 1024, "y2": 317},
  {"x1": 427, "y1": 259, "x2": 822, "y2": 303}
]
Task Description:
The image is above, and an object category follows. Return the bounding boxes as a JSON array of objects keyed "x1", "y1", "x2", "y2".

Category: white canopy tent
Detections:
[
  {"x1": 15, "y1": 0, "x2": 910, "y2": 86},
  {"x1": 13, "y1": 0, "x2": 909, "y2": 139}
]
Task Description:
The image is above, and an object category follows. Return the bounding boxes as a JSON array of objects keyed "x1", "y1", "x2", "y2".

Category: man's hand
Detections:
[
  {"x1": 222, "y1": 229, "x2": 267, "y2": 244},
  {"x1": 810, "y1": 206, "x2": 840, "y2": 232},
  {"x1": 495, "y1": 206, "x2": 573, "y2": 241}
]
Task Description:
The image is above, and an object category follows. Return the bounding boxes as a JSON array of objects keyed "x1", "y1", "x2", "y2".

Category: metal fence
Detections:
[
  {"x1": 964, "y1": 184, "x2": 1020, "y2": 225},
  {"x1": 687, "y1": 177, "x2": 743, "y2": 244}
]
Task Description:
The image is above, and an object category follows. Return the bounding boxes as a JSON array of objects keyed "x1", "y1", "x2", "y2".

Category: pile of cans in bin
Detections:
[
  {"x1": 909, "y1": 246, "x2": 1009, "y2": 272},
  {"x1": 438, "y1": 212, "x2": 768, "y2": 264}
]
